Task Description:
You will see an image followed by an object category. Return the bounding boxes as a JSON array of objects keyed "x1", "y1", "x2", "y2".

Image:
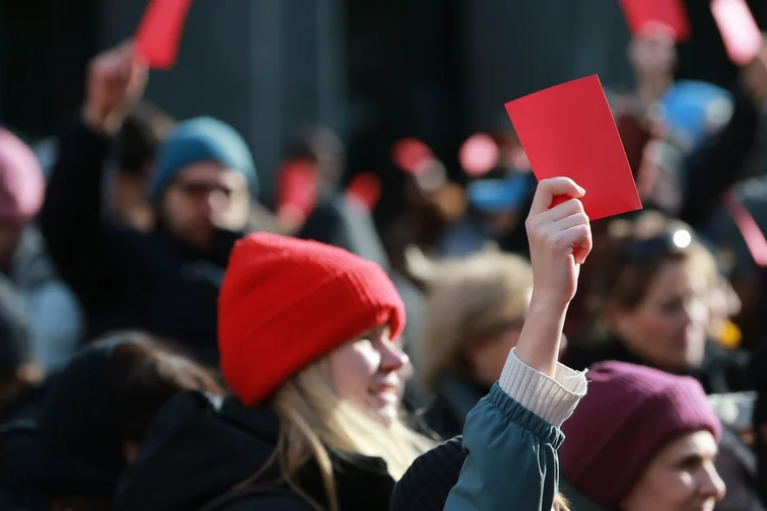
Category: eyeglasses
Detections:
[
  {"x1": 622, "y1": 228, "x2": 693, "y2": 262},
  {"x1": 173, "y1": 180, "x2": 238, "y2": 200}
]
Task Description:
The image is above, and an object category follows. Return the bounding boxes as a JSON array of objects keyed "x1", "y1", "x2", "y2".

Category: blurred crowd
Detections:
[{"x1": 2, "y1": 26, "x2": 767, "y2": 511}]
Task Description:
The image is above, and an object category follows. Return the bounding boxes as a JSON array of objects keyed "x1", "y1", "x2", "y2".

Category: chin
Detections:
[{"x1": 370, "y1": 407, "x2": 399, "y2": 427}]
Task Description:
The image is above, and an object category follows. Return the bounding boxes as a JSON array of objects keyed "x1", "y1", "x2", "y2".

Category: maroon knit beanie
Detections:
[
  {"x1": 218, "y1": 232, "x2": 406, "y2": 406},
  {"x1": 560, "y1": 361, "x2": 721, "y2": 509},
  {"x1": 0, "y1": 129, "x2": 44, "y2": 224}
]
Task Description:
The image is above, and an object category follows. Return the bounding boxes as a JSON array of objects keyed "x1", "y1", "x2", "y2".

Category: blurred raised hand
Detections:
[{"x1": 84, "y1": 41, "x2": 148, "y2": 134}]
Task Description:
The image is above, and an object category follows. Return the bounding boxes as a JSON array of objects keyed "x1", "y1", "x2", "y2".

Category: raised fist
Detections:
[{"x1": 84, "y1": 42, "x2": 148, "y2": 133}]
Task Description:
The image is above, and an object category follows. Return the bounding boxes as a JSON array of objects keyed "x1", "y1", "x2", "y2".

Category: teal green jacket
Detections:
[{"x1": 444, "y1": 352, "x2": 586, "y2": 511}]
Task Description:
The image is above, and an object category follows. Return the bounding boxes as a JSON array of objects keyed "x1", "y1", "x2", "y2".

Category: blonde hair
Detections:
[
  {"x1": 235, "y1": 358, "x2": 433, "y2": 511},
  {"x1": 411, "y1": 248, "x2": 533, "y2": 387}
]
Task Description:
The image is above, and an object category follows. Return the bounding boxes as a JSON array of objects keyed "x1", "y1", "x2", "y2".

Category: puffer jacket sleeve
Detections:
[{"x1": 444, "y1": 349, "x2": 587, "y2": 511}]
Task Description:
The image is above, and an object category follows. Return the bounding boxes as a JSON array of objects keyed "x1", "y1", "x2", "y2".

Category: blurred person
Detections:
[
  {"x1": 40, "y1": 43, "x2": 257, "y2": 362},
  {"x1": 0, "y1": 333, "x2": 224, "y2": 511},
  {"x1": 409, "y1": 249, "x2": 533, "y2": 438},
  {"x1": 0, "y1": 275, "x2": 44, "y2": 424},
  {"x1": 391, "y1": 177, "x2": 590, "y2": 511},
  {"x1": 114, "y1": 233, "x2": 434, "y2": 511},
  {"x1": 108, "y1": 101, "x2": 174, "y2": 230},
  {"x1": 391, "y1": 363, "x2": 724, "y2": 511},
  {"x1": 0, "y1": 127, "x2": 83, "y2": 371},
  {"x1": 566, "y1": 211, "x2": 752, "y2": 394},
  {"x1": 559, "y1": 361, "x2": 725, "y2": 511}
]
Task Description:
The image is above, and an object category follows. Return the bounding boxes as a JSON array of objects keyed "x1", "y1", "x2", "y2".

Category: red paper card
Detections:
[
  {"x1": 711, "y1": 0, "x2": 763, "y2": 66},
  {"x1": 136, "y1": 0, "x2": 193, "y2": 70},
  {"x1": 723, "y1": 191, "x2": 767, "y2": 266},
  {"x1": 505, "y1": 75, "x2": 641, "y2": 220},
  {"x1": 619, "y1": 0, "x2": 691, "y2": 42},
  {"x1": 276, "y1": 159, "x2": 319, "y2": 222},
  {"x1": 347, "y1": 172, "x2": 382, "y2": 212}
]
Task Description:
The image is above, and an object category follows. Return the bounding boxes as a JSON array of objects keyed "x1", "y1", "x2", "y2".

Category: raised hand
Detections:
[
  {"x1": 516, "y1": 178, "x2": 593, "y2": 377},
  {"x1": 83, "y1": 41, "x2": 148, "y2": 134},
  {"x1": 525, "y1": 177, "x2": 592, "y2": 308}
]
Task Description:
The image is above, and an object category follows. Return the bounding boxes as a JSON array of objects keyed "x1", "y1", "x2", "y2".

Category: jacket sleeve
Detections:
[
  {"x1": 444, "y1": 350, "x2": 587, "y2": 511},
  {"x1": 39, "y1": 116, "x2": 139, "y2": 312}
]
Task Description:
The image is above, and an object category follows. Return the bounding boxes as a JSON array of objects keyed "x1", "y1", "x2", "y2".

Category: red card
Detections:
[
  {"x1": 135, "y1": 0, "x2": 193, "y2": 70},
  {"x1": 619, "y1": 0, "x2": 691, "y2": 42},
  {"x1": 505, "y1": 75, "x2": 641, "y2": 220},
  {"x1": 723, "y1": 191, "x2": 767, "y2": 266},
  {"x1": 711, "y1": 0, "x2": 763, "y2": 66},
  {"x1": 347, "y1": 172, "x2": 382, "y2": 212},
  {"x1": 392, "y1": 138, "x2": 433, "y2": 175},
  {"x1": 276, "y1": 159, "x2": 319, "y2": 223}
]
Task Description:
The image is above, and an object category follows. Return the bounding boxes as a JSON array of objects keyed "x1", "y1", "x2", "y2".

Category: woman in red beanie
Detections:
[
  {"x1": 559, "y1": 361, "x2": 726, "y2": 511},
  {"x1": 115, "y1": 177, "x2": 591, "y2": 511}
]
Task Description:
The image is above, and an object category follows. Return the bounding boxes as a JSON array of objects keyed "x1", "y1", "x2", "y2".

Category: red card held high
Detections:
[
  {"x1": 619, "y1": 0, "x2": 691, "y2": 42},
  {"x1": 136, "y1": 0, "x2": 193, "y2": 70},
  {"x1": 711, "y1": 0, "x2": 763, "y2": 66},
  {"x1": 505, "y1": 75, "x2": 641, "y2": 220}
]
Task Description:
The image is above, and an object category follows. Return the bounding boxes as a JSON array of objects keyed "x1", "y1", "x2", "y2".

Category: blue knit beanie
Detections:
[{"x1": 147, "y1": 117, "x2": 258, "y2": 202}]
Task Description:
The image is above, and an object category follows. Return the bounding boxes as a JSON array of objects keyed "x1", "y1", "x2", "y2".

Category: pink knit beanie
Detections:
[{"x1": 0, "y1": 129, "x2": 44, "y2": 224}]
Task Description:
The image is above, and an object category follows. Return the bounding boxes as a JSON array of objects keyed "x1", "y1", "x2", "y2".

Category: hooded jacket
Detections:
[{"x1": 114, "y1": 391, "x2": 396, "y2": 511}]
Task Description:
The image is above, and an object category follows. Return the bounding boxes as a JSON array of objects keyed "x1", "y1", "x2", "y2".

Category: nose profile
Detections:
[
  {"x1": 698, "y1": 463, "x2": 726, "y2": 503},
  {"x1": 379, "y1": 338, "x2": 409, "y2": 373}
]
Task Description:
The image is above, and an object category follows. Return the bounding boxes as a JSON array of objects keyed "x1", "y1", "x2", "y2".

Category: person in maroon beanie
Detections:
[{"x1": 560, "y1": 361, "x2": 725, "y2": 511}]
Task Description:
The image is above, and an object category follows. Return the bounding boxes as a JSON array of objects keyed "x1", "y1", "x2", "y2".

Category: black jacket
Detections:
[
  {"x1": 114, "y1": 391, "x2": 396, "y2": 511},
  {"x1": 40, "y1": 118, "x2": 241, "y2": 361},
  {"x1": 422, "y1": 374, "x2": 489, "y2": 440}
]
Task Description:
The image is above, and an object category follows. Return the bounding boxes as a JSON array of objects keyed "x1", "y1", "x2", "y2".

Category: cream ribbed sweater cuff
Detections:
[{"x1": 498, "y1": 348, "x2": 588, "y2": 428}]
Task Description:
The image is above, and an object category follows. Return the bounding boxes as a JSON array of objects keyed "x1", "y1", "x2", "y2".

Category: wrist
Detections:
[
  {"x1": 529, "y1": 292, "x2": 571, "y2": 315},
  {"x1": 82, "y1": 104, "x2": 124, "y2": 135}
]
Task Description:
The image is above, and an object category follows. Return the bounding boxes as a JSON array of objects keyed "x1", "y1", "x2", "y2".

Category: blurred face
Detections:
[
  {"x1": 328, "y1": 324, "x2": 410, "y2": 426},
  {"x1": 161, "y1": 162, "x2": 250, "y2": 250},
  {"x1": 622, "y1": 431, "x2": 725, "y2": 511},
  {"x1": 611, "y1": 260, "x2": 709, "y2": 372}
]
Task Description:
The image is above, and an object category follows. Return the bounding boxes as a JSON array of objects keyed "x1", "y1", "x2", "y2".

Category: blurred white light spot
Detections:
[{"x1": 672, "y1": 229, "x2": 692, "y2": 249}]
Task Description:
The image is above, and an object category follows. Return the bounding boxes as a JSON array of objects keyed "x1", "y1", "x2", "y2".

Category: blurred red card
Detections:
[
  {"x1": 136, "y1": 0, "x2": 193, "y2": 70},
  {"x1": 711, "y1": 0, "x2": 763, "y2": 66},
  {"x1": 347, "y1": 172, "x2": 382, "y2": 212},
  {"x1": 505, "y1": 75, "x2": 641, "y2": 220},
  {"x1": 619, "y1": 0, "x2": 691, "y2": 42}
]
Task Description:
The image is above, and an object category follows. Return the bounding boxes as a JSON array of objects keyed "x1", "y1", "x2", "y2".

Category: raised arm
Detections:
[
  {"x1": 40, "y1": 43, "x2": 147, "y2": 310},
  {"x1": 444, "y1": 178, "x2": 591, "y2": 511}
]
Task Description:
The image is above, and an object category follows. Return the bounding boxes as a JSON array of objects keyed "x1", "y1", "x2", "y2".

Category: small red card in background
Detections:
[
  {"x1": 619, "y1": 0, "x2": 691, "y2": 42},
  {"x1": 723, "y1": 191, "x2": 767, "y2": 266},
  {"x1": 136, "y1": 0, "x2": 193, "y2": 70},
  {"x1": 276, "y1": 159, "x2": 319, "y2": 224},
  {"x1": 711, "y1": 0, "x2": 763, "y2": 66},
  {"x1": 347, "y1": 172, "x2": 382, "y2": 212},
  {"x1": 505, "y1": 75, "x2": 641, "y2": 220},
  {"x1": 392, "y1": 138, "x2": 433, "y2": 175}
]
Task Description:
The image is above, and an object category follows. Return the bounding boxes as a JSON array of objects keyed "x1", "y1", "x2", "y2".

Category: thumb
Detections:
[{"x1": 530, "y1": 177, "x2": 586, "y2": 215}]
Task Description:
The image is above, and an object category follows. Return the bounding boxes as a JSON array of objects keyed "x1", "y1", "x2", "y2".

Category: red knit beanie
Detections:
[
  {"x1": 560, "y1": 361, "x2": 721, "y2": 509},
  {"x1": 218, "y1": 232, "x2": 406, "y2": 406}
]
